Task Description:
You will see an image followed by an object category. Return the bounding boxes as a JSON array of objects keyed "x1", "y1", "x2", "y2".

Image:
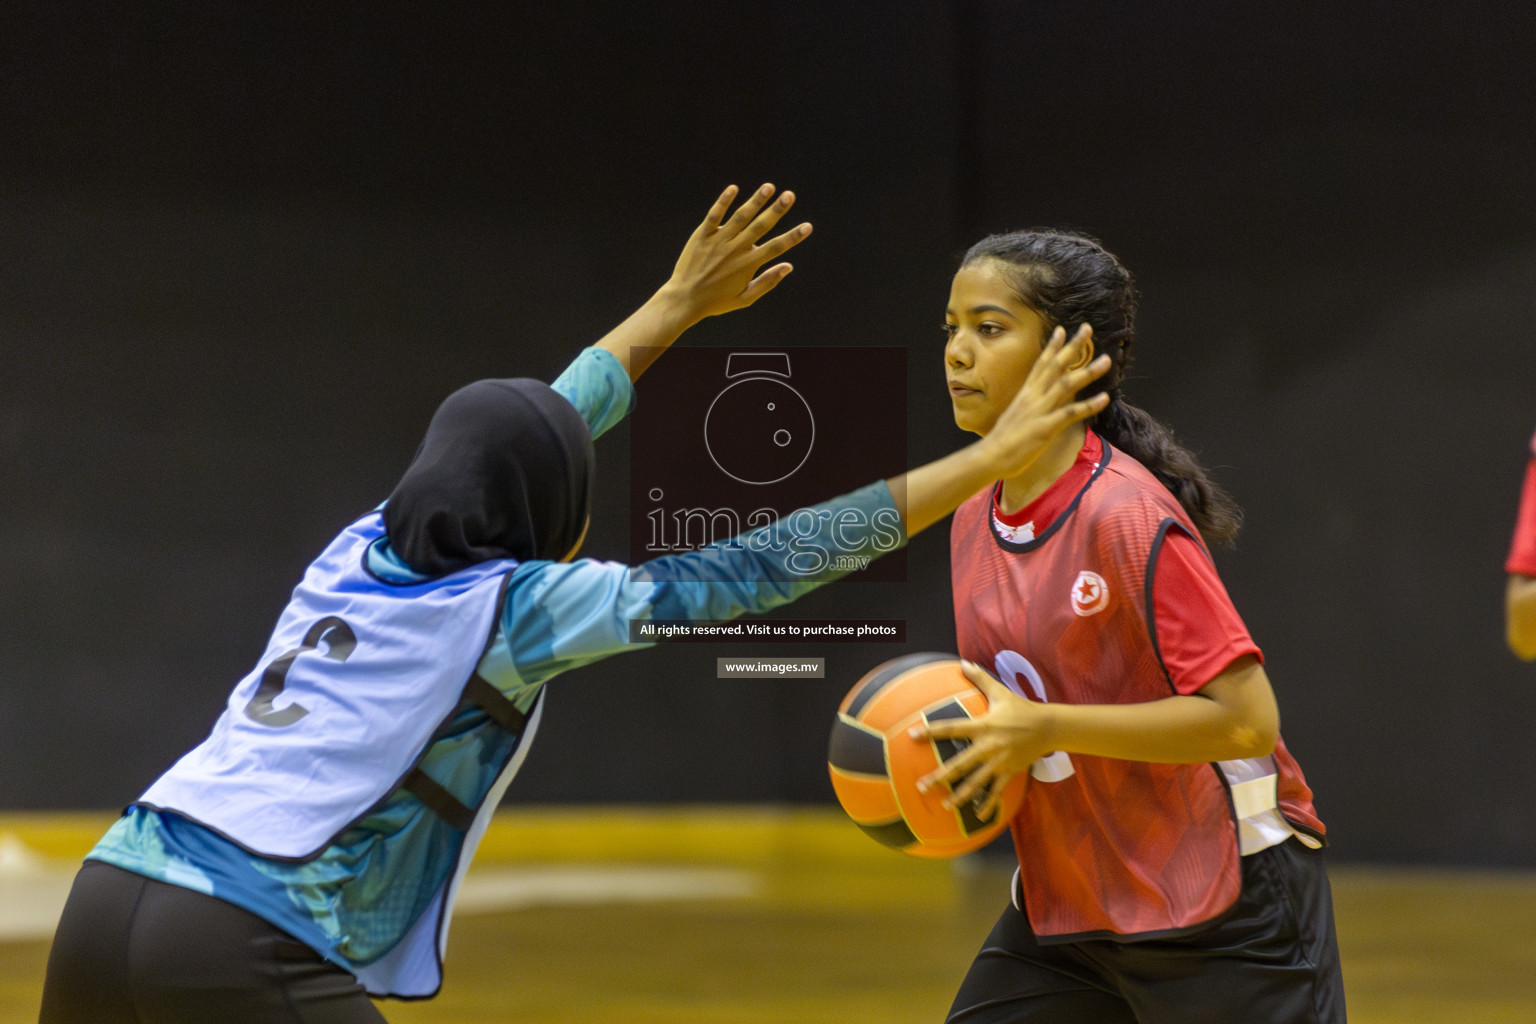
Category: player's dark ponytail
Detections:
[{"x1": 962, "y1": 231, "x2": 1242, "y2": 548}]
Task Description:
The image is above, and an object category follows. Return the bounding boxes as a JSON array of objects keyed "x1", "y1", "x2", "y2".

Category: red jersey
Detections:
[
  {"x1": 951, "y1": 435, "x2": 1324, "y2": 941},
  {"x1": 1507, "y1": 429, "x2": 1536, "y2": 576}
]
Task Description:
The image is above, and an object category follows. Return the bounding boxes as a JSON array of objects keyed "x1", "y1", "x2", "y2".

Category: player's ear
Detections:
[{"x1": 1063, "y1": 325, "x2": 1095, "y2": 372}]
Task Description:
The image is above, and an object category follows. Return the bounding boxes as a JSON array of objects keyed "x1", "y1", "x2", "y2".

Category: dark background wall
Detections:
[{"x1": 3, "y1": 2, "x2": 1535, "y2": 865}]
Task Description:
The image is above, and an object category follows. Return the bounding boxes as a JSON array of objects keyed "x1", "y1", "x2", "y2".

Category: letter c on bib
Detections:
[{"x1": 244, "y1": 616, "x2": 357, "y2": 728}]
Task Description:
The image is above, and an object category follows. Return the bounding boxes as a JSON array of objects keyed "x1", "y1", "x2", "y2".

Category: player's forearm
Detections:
[
  {"x1": 1042, "y1": 697, "x2": 1273, "y2": 764},
  {"x1": 886, "y1": 442, "x2": 1001, "y2": 538},
  {"x1": 633, "y1": 480, "x2": 905, "y2": 621},
  {"x1": 594, "y1": 283, "x2": 701, "y2": 383},
  {"x1": 1506, "y1": 574, "x2": 1536, "y2": 660},
  {"x1": 1043, "y1": 659, "x2": 1279, "y2": 764}
]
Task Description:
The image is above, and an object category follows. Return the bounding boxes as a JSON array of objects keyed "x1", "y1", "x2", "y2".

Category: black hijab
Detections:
[{"x1": 383, "y1": 378, "x2": 594, "y2": 576}]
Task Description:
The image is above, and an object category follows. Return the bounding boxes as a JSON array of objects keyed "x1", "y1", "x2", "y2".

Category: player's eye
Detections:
[
  {"x1": 941, "y1": 322, "x2": 958, "y2": 337},
  {"x1": 978, "y1": 322, "x2": 1004, "y2": 337}
]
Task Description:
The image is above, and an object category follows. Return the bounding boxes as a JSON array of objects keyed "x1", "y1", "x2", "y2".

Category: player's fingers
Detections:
[
  {"x1": 1068, "y1": 352, "x2": 1112, "y2": 387},
  {"x1": 1043, "y1": 325, "x2": 1094, "y2": 377},
  {"x1": 740, "y1": 189, "x2": 798, "y2": 243},
  {"x1": 977, "y1": 773, "x2": 1014, "y2": 821},
  {"x1": 1065, "y1": 322, "x2": 1094, "y2": 357},
  {"x1": 960, "y1": 659, "x2": 1006, "y2": 695},
  {"x1": 721, "y1": 183, "x2": 777, "y2": 236},
  {"x1": 751, "y1": 221, "x2": 813, "y2": 263},
  {"x1": 698, "y1": 185, "x2": 740, "y2": 234},
  {"x1": 1019, "y1": 327, "x2": 1076, "y2": 395},
  {"x1": 1031, "y1": 324, "x2": 1093, "y2": 385},
  {"x1": 1038, "y1": 392, "x2": 1111, "y2": 434},
  {"x1": 915, "y1": 740, "x2": 981, "y2": 793},
  {"x1": 977, "y1": 785, "x2": 1001, "y2": 821},
  {"x1": 1041, "y1": 322, "x2": 1090, "y2": 367},
  {"x1": 1043, "y1": 354, "x2": 1112, "y2": 405},
  {"x1": 910, "y1": 716, "x2": 979, "y2": 742},
  {"x1": 963, "y1": 666, "x2": 1020, "y2": 712},
  {"x1": 914, "y1": 764, "x2": 947, "y2": 794},
  {"x1": 1020, "y1": 328, "x2": 1067, "y2": 383},
  {"x1": 944, "y1": 763, "x2": 994, "y2": 809},
  {"x1": 734, "y1": 263, "x2": 795, "y2": 307},
  {"x1": 1033, "y1": 350, "x2": 1110, "y2": 409}
]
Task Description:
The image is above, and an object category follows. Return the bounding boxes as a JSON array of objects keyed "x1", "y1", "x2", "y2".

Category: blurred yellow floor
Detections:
[{"x1": 2, "y1": 808, "x2": 1535, "y2": 1023}]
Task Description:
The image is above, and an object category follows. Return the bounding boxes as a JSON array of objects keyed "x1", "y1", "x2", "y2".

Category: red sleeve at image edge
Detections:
[{"x1": 1507, "y1": 454, "x2": 1536, "y2": 576}]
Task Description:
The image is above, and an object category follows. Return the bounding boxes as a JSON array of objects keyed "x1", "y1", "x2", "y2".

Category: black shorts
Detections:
[
  {"x1": 39, "y1": 860, "x2": 386, "y2": 1024},
  {"x1": 947, "y1": 838, "x2": 1345, "y2": 1024}
]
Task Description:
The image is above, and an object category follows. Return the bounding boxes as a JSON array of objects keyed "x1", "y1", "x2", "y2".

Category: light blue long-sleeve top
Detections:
[{"x1": 89, "y1": 345, "x2": 905, "y2": 979}]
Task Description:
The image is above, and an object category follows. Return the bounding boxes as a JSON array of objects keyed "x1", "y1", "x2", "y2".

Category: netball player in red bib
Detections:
[
  {"x1": 1506, "y1": 428, "x2": 1536, "y2": 658},
  {"x1": 918, "y1": 232, "x2": 1345, "y2": 1023}
]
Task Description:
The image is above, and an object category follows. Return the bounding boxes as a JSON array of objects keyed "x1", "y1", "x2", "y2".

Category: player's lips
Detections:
[{"x1": 948, "y1": 381, "x2": 981, "y2": 398}]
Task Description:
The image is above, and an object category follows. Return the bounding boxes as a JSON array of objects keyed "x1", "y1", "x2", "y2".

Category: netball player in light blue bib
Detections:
[{"x1": 39, "y1": 185, "x2": 1111, "y2": 1022}]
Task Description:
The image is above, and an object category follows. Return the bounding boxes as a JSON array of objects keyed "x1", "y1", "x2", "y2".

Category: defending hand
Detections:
[
  {"x1": 977, "y1": 325, "x2": 1111, "y2": 481},
  {"x1": 660, "y1": 184, "x2": 813, "y2": 325}
]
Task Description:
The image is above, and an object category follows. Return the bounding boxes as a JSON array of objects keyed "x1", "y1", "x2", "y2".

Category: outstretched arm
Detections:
[
  {"x1": 503, "y1": 324, "x2": 1112, "y2": 677},
  {"x1": 595, "y1": 184, "x2": 812, "y2": 382}
]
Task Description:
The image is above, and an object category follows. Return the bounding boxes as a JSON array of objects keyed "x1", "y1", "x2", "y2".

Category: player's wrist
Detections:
[
  {"x1": 648, "y1": 280, "x2": 708, "y2": 331},
  {"x1": 967, "y1": 434, "x2": 1014, "y2": 482},
  {"x1": 1034, "y1": 701, "x2": 1067, "y2": 753}
]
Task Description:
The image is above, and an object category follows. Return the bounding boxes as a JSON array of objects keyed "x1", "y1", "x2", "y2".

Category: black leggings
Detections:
[{"x1": 39, "y1": 861, "x2": 386, "y2": 1024}]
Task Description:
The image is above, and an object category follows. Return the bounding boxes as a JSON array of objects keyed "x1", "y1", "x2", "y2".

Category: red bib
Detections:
[{"x1": 951, "y1": 444, "x2": 1323, "y2": 941}]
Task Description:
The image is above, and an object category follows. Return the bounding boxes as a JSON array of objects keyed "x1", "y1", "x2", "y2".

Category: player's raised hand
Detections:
[
  {"x1": 913, "y1": 660, "x2": 1051, "y2": 820},
  {"x1": 593, "y1": 184, "x2": 813, "y2": 382},
  {"x1": 979, "y1": 325, "x2": 1111, "y2": 481},
  {"x1": 660, "y1": 183, "x2": 813, "y2": 324},
  {"x1": 886, "y1": 323, "x2": 1112, "y2": 537}
]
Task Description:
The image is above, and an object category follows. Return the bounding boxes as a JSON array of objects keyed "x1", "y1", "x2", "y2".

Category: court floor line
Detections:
[{"x1": 0, "y1": 833, "x2": 760, "y2": 941}]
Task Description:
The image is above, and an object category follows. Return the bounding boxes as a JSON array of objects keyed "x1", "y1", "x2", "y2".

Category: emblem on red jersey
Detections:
[{"x1": 1070, "y1": 571, "x2": 1109, "y2": 616}]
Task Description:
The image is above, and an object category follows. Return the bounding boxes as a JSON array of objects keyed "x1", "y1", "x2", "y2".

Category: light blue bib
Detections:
[{"x1": 140, "y1": 511, "x2": 516, "y2": 859}]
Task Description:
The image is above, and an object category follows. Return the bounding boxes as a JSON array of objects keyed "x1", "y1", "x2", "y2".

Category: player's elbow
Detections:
[
  {"x1": 1224, "y1": 719, "x2": 1278, "y2": 760},
  {"x1": 1224, "y1": 697, "x2": 1279, "y2": 760},
  {"x1": 1200, "y1": 658, "x2": 1279, "y2": 759},
  {"x1": 1506, "y1": 575, "x2": 1536, "y2": 660},
  {"x1": 1508, "y1": 625, "x2": 1536, "y2": 661}
]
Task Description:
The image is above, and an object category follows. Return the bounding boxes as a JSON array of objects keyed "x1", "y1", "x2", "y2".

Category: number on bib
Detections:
[
  {"x1": 243, "y1": 616, "x2": 357, "y2": 728},
  {"x1": 991, "y1": 649, "x2": 1076, "y2": 782}
]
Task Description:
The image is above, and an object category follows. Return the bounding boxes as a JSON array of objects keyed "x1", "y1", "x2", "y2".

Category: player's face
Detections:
[{"x1": 943, "y1": 260, "x2": 1052, "y2": 436}]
